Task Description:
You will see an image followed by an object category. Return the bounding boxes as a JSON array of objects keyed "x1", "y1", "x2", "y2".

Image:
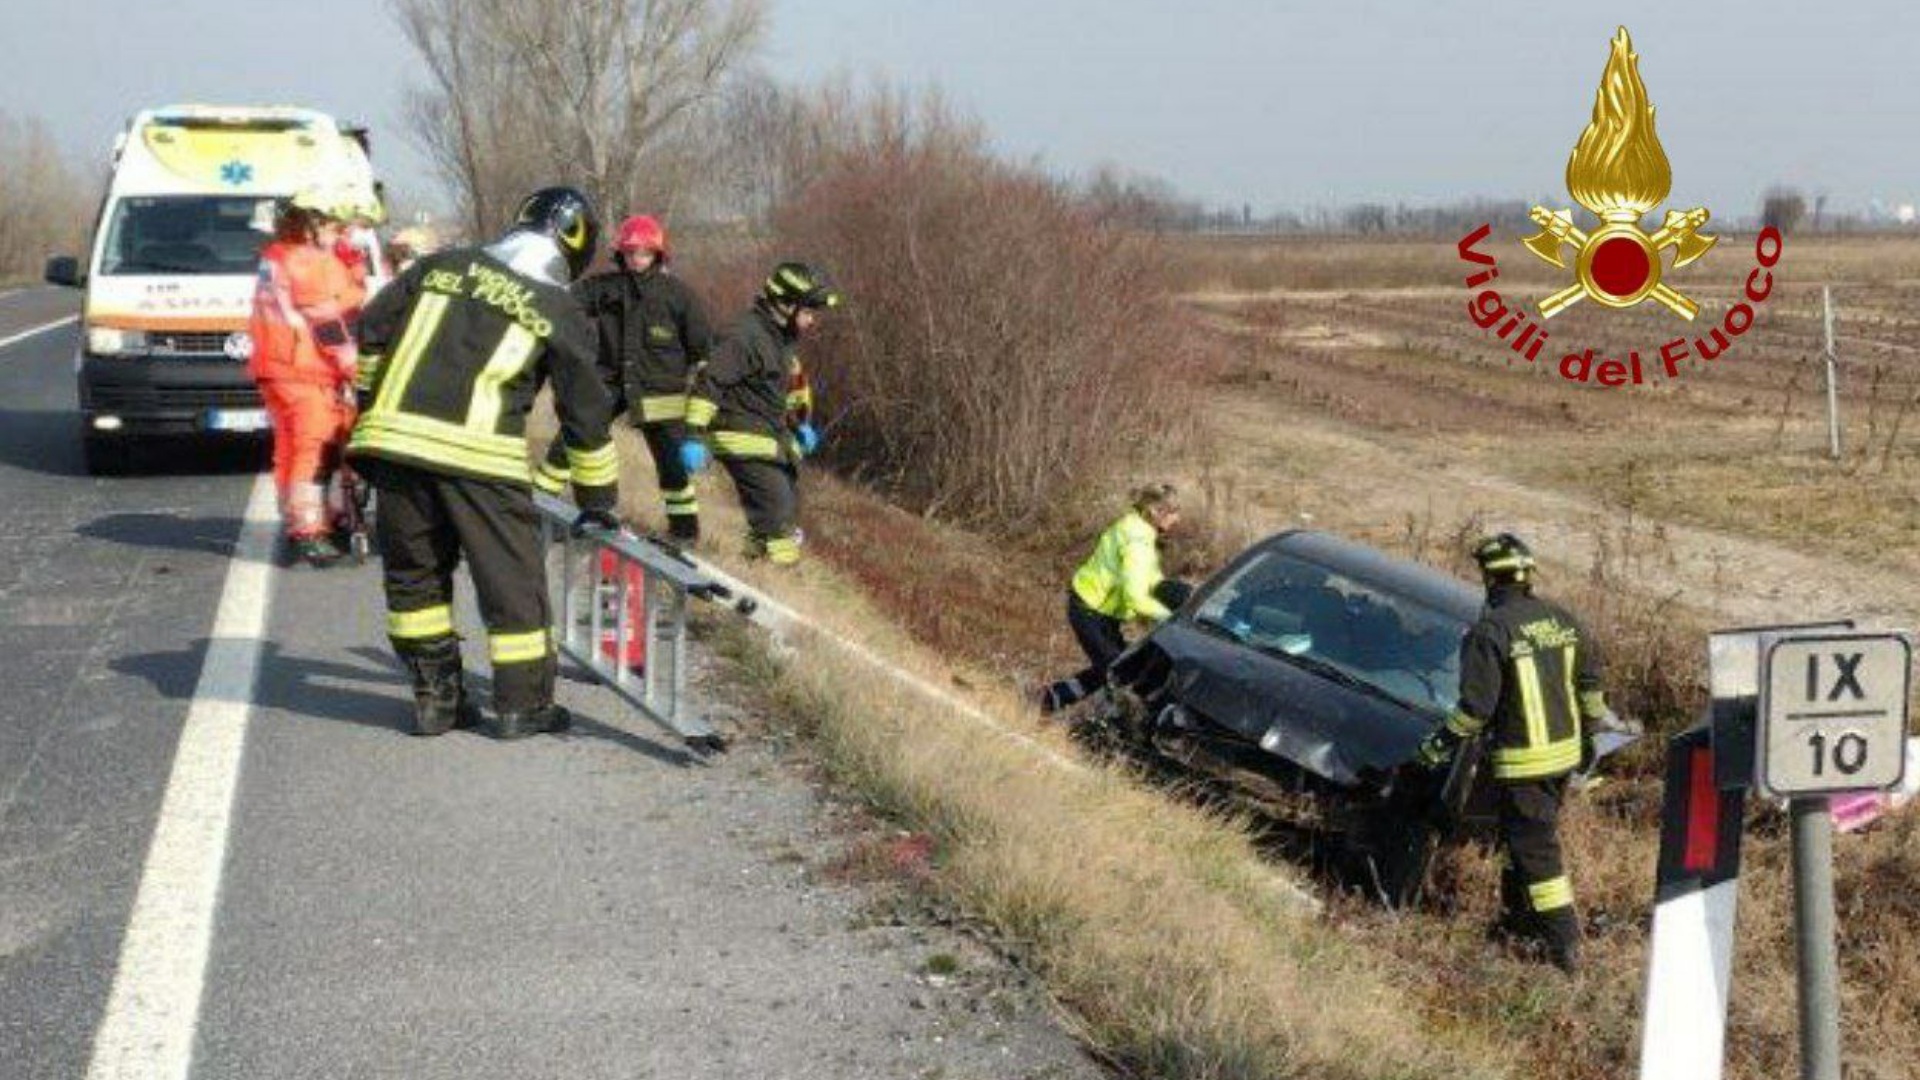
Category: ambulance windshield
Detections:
[{"x1": 99, "y1": 195, "x2": 278, "y2": 276}]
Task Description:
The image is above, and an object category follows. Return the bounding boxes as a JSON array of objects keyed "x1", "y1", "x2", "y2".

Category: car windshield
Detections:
[
  {"x1": 1191, "y1": 549, "x2": 1471, "y2": 714},
  {"x1": 99, "y1": 195, "x2": 277, "y2": 276}
]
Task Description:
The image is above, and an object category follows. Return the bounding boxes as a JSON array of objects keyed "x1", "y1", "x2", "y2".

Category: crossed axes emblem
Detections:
[{"x1": 1522, "y1": 206, "x2": 1717, "y2": 320}]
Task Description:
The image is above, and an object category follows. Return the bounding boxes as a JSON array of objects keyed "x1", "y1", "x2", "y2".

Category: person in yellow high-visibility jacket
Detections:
[{"x1": 1039, "y1": 483, "x2": 1187, "y2": 714}]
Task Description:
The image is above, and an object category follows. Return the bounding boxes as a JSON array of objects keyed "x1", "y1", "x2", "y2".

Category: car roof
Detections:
[{"x1": 1257, "y1": 530, "x2": 1483, "y2": 623}]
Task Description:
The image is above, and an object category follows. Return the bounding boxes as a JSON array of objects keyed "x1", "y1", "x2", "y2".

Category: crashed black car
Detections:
[{"x1": 1094, "y1": 530, "x2": 1505, "y2": 906}]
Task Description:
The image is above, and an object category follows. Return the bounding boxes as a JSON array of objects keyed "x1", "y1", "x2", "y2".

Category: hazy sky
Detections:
[{"x1": 2, "y1": 0, "x2": 1914, "y2": 217}]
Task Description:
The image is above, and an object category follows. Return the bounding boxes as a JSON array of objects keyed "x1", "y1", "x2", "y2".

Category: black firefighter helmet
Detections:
[
  {"x1": 761, "y1": 261, "x2": 841, "y2": 310},
  {"x1": 1472, "y1": 532, "x2": 1537, "y2": 584},
  {"x1": 511, "y1": 187, "x2": 601, "y2": 281}
]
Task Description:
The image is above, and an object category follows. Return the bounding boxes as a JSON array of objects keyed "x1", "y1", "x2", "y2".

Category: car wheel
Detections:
[{"x1": 83, "y1": 433, "x2": 132, "y2": 476}]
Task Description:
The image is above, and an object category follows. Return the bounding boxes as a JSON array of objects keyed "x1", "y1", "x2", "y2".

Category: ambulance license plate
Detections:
[{"x1": 207, "y1": 408, "x2": 271, "y2": 433}]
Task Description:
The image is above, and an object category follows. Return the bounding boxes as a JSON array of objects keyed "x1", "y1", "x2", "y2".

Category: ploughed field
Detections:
[{"x1": 1169, "y1": 233, "x2": 1920, "y2": 587}]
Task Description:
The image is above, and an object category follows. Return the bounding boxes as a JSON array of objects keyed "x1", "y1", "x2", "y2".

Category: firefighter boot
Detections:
[
  {"x1": 401, "y1": 640, "x2": 479, "y2": 736},
  {"x1": 488, "y1": 704, "x2": 573, "y2": 740},
  {"x1": 1541, "y1": 909, "x2": 1581, "y2": 974},
  {"x1": 667, "y1": 513, "x2": 700, "y2": 545}
]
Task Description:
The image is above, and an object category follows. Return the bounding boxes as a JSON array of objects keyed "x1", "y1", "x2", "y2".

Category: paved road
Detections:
[
  {"x1": 0, "y1": 288, "x2": 261, "y2": 1079},
  {"x1": 0, "y1": 288, "x2": 1097, "y2": 1080}
]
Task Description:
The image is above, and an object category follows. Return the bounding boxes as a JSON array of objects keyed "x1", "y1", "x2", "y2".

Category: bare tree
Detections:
[
  {"x1": 1343, "y1": 202, "x2": 1389, "y2": 235},
  {"x1": 1761, "y1": 186, "x2": 1807, "y2": 234},
  {"x1": 392, "y1": 0, "x2": 766, "y2": 236},
  {"x1": 0, "y1": 111, "x2": 97, "y2": 279}
]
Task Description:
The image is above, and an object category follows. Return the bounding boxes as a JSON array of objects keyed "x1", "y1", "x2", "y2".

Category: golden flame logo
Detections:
[
  {"x1": 1523, "y1": 27, "x2": 1716, "y2": 320},
  {"x1": 1567, "y1": 29, "x2": 1671, "y2": 221}
]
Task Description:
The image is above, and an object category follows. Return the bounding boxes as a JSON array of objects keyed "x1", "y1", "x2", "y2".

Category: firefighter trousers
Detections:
[
  {"x1": 1496, "y1": 777, "x2": 1579, "y2": 964},
  {"x1": 717, "y1": 454, "x2": 800, "y2": 564},
  {"x1": 640, "y1": 421, "x2": 700, "y2": 539},
  {"x1": 361, "y1": 459, "x2": 555, "y2": 716}
]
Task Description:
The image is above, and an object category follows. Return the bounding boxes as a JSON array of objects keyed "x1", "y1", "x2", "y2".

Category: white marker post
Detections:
[
  {"x1": 1759, "y1": 631, "x2": 1912, "y2": 1080},
  {"x1": 1638, "y1": 622, "x2": 1856, "y2": 1080},
  {"x1": 1821, "y1": 286, "x2": 1841, "y2": 461}
]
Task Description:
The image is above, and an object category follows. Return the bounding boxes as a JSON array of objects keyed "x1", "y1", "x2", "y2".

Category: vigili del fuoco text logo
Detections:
[{"x1": 1456, "y1": 27, "x2": 1783, "y2": 387}]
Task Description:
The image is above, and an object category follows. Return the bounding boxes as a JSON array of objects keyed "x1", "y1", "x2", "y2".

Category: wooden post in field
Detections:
[{"x1": 1822, "y1": 286, "x2": 1841, "y2": 460}]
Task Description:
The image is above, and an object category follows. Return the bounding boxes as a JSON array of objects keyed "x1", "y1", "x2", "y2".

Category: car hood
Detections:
[{"x1": 1131, "y1": 620, "x2": 1439, "y2": 787}]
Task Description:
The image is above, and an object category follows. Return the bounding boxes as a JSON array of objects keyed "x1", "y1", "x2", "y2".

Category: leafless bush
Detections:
[
  {"x1": 762, "y1": 86, "x2": 1216, "y2": 534},
  {"x1": 1761, "y1": 186, "x2": 1807, "y2": 234},
  {"x1": 0, "y1": 111, "x2": 95, "y2": 280},
  {"x1": 1077, "y1": 165, "x2": 1208, "y2": 232},
  {"x1": 392, "y1": 0, "x2": 765, "y2": 235}
]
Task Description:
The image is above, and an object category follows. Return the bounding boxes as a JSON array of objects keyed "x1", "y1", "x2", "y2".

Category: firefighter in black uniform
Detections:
[
  {"x1": 533, "y1": 214, "x2": 714, "y2": 543},
  {"x1": 348, "y1": 187, "x2": 621, "y2": 739},
  {"x1": 681, "y1": 261, "x2": 838, "y2": 565},
  {"x1": 1414, "y1": 533, "x2": 1609, "y2": 972}
]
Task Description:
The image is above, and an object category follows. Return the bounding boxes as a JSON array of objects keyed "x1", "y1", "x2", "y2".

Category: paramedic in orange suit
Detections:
[{"x1": 248, "y1": 190, "x2": 366, "y2": 567}]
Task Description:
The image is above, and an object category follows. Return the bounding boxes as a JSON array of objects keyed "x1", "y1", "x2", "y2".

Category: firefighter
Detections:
[
  {"x1": 533, "y1": 214, "x2": 715, "y2": 543},
  {"x1": 1038, "y1": 483, "x2": 1186, "y2": 714},
  {"x1": 680, "y1": 261, "x2": 838, "y2": 565},
  {"x1": 249, "y1": 189, "x2": 366, "y2": 567},
  {"x1": 1413, "y1": 532, "x2": 1609, "y2": 972},
  {"x1": 348, "y1": 186, "x2": 621, "y2": 739}
]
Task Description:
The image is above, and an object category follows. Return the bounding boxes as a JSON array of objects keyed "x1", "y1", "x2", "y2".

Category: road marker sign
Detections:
[{"x1": 1760, "y1": 633, "x2": 1912, "y2": 799}]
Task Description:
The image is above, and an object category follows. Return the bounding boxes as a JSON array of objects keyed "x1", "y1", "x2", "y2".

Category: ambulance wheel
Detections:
[{"x1": 83, "y1": 433, "x2": 131, "y2": 476}]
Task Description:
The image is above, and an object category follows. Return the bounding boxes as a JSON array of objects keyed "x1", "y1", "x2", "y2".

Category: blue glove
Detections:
[
  {"x1": 794, "y1": 423, "x2": 821, "y2": 457},
  {"x1": 678, "y1": 438, "x2": 709, "y2": 473}
]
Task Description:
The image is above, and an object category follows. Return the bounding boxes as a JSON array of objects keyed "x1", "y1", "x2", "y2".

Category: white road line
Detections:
[
  {"x1": 0, "y1": 313, "x2": 79, "y2": 351},
  {"x1": 85, "y1": 474, "x2": 278, "y2": 1080}
]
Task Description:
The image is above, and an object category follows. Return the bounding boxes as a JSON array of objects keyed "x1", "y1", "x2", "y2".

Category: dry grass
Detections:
[
  {"x1": 1519, "y1": 440, "x2": 1920, "y2": 575},
  {"x1": 698, "y1": 568, "x2": 1509, "y2": 1080}
]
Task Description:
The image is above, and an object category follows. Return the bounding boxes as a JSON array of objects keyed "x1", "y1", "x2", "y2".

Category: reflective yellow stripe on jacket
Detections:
[
  {"x1": 350, "y1": 411, "x2": 533, "y2": 485},
  {"x1": 637, "y1": 394, "x2": 689, "y2": 423},
  {"x1": 1491, "y1": 643, "x2": 1584, "y2": 780},
  {"x1": 371, "y1": 292, "x2": 451, "y2": 413}
]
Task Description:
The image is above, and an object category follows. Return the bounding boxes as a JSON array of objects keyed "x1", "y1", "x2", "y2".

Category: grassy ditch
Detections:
[
  {"x1": 671, "y1": 450, "x2": 1909, "y2": 1079},
  {"x1": 701, "y1": 591, "x2": 1509, "y2": 1080}
]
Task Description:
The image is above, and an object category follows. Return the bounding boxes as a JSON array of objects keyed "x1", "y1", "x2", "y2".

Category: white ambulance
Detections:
[{"x1": 44, "y1": 104, "x2": 387, "y2": 474}]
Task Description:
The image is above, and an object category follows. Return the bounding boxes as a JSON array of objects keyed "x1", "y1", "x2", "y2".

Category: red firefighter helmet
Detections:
[{"x1": 613, "y1": 215, "x2": 669, "y2": 261}]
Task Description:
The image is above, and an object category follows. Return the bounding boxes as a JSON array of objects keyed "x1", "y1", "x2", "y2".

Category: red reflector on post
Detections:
[{"x1": 1683, "y1": 747, "x2": 1721, "y2": 873}]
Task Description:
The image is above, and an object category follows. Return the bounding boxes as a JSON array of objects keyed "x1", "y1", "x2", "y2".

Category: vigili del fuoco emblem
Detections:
[{"x1": 1523, "y1": 27, "x2": 1716, "y2": 320}]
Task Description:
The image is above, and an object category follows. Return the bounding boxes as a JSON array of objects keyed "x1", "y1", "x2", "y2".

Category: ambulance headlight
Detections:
[{"x1": 86, "y1": 326, "x2": 149, "y2": 356}]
